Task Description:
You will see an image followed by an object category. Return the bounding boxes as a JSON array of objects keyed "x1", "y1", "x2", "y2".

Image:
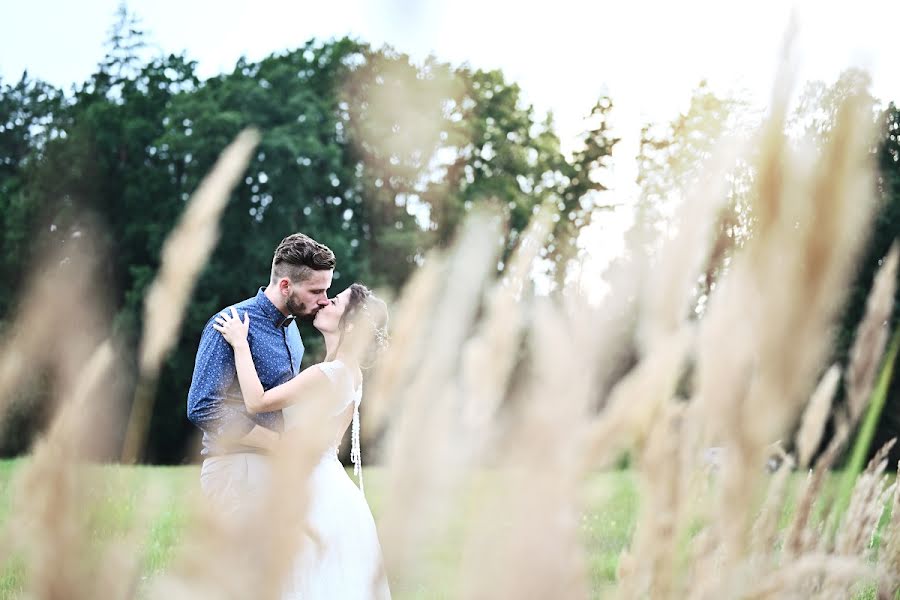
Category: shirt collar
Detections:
[{"x1": 255, "y1": 288, "x2": 295, "y2": 328}]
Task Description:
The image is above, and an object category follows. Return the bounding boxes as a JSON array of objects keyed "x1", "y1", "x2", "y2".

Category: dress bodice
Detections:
[
  {"x1": 282, "y1": 360, "x2": 361, "y2": 431},
  {"x1": 281, "y1": 360, "x2": 366, "y2": 493}
]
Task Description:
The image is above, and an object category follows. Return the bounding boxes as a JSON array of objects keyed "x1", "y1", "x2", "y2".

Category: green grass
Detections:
[
  {"x1": 0, "y1": 460, "x2": 890, "y2": 599},
  {"x1": 0, "y1": 460, "x2": 198, "y2": 599},
  {"x1": 0, "y1": 460, "x2": 637, "y2": 599}
]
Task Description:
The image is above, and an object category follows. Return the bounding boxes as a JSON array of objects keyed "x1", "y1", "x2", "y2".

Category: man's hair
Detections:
[{"x1": 270, "y1": 233, "x2": 335, "y2": 283}]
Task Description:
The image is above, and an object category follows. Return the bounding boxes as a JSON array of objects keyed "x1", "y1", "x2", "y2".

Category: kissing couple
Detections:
[{"x1": 187, "y1": 233, "x2": 391, "y2": 599}]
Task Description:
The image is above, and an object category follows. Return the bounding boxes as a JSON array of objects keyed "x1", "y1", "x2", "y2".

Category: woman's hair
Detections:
[{"x1": 337, "y1": 283, "x2": 389, "y2": 366}]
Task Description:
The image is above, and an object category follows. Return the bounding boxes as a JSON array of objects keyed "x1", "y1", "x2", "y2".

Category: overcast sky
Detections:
[
  {"x1": 3, "y1": 1, "x2": 897, "y2": 289},
  {"x1": 4, "y1": 1, "x2": 896, "y2": 146}
]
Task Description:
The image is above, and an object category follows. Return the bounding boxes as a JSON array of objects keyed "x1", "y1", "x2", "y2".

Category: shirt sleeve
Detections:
[{"x1": 186, "y1": 317, "x2": 258, "y2": 439}]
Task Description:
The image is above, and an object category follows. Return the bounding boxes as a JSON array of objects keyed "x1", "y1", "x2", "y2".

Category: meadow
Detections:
[
  {"x1": 0, "y1": 461, "x2": 639, "y2": 599},
  {"x1": 1, "y1": 460, "x2": 891, "y2": 599}
]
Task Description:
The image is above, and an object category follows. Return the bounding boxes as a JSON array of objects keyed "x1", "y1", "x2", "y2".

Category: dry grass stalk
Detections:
[
  {"x1": 615, "y1": 401, "x2": 687, "y2": 600},
  {"x1": 796, "y1": 365, "x2": 841, "y2": 469},
  {"x1": 784, "y1": 242, "x2": 898, "y2": 557},
  {"x1": 742, "y1": 554, "x2": 874, "y2": 600},
  {"x1": 693, "y1": 266, "x2": 758, "y2": 573},
  {"x1": 362, "y1": 250, "x2": 445, "y2": 434},
  {"x1": 780, "y1": 442, "x2": 896, "y2": 596},
  {"x1": 588, "y1": 48, "x2": 885, "y2": 599},
  {"x1": 639, "y1": 140, "x2": 738, "y2": 350},
  {"x1": 148, "y1": 397, "x2": 338, "y2": 600},
  {"x1": 785, "y1": 439, "x2": 843, "y2": 557},
  {"x1": 877, "y1": 461, "x2": 900, "y2": 596},
  {"x1": 751, "y1": 452, "x2": 796, "y2": 558},
  {"x1": 122, "y1": 129, "x2": 261, "y2": 463},
  {"x1": 373, "y1": 214, "x2": 505, "y2": 588},
  {"x1": 609, "y1": 140, "x2": 752, "y2": 600},
  {"x1": 750, "y1": 26, "x2": 796, "y2": 242},
  {"x1": 694, "y1": 79, "x2": 876, "y2": 579},
  {"x1": 0, "y1": 236, "x2": 107, "y2": 419},
  {"x1": 584, "y1": 328, "x2": 691, "y2": 470},
  {"x1": 834, "y1": 439, "x2": 896, "y2": 557},
  {"x1": 846, "y1": 242, "x2": 899, "y2": 423},
  {"x1": 0, "y1": 231, "x2": 144, "y2": 599},
  {"x1": 458, "y1": 297, "x2": 591, "y2": 600},
  {"x1": 138, "y1": 128, "x2": 262, "y2": 377},
  {"x1": 458, "y1": 203, "x2": 554, "y2": 438},
  {"x1": 10, "y1": 341, "x2": 145, "y2": 600},
  {"x1": 572, "y1": 229, "x2": 644, "y2": 418},
  {"x1": 820, "y1": 451, "x2": 896, "y2": 598}
]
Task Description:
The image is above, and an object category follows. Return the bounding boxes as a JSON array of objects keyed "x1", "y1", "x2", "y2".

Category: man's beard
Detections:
[{"x1": 286, "y1": 295, "x2": 318, "y2": 321}]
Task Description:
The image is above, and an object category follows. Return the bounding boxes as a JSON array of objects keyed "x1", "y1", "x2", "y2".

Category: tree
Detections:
[
  {"x1": 3, "y1": 8, "x2": 202, "y2": 460},
  {"x1": 0, "y1": 73, "x2": 64, "y2": 317},
  {"x1": 634, "y1": 81, "x2": 757, "y2": 314},
  {"x1": 0, "y1": 14, "x2": 619, "y2": 461},
  {"x1": 547, "y1": 96, "x2": 620, "y2": 288}
]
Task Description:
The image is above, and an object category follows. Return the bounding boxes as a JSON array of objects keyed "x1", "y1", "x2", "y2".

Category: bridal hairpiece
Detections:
[
  {"x1": 360, "y1": 300, "x2": 389, "y2": 350},
  {"x1": 373, "y1": 324, "x2": 389, "y2": 350}
]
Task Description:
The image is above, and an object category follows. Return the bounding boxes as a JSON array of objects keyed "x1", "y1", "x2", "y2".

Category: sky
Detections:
[
  {"x1": 4, "y1": 1, "x2": 897, "y2": 146},
  {"x1": 3, "y1": 0, "x2": 898, "y2": 289}
]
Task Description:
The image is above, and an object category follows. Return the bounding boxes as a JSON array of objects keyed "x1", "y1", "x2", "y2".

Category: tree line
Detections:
[
  {"x1": 0, "y1": 9, "x2": 617, "y2": 462},
  {"x1": 3, "y1": 9, "x2": 900, "y2": 465}
]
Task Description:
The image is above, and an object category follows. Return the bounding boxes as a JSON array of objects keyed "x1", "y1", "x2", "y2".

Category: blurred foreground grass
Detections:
[
  {"x1": 1, "y1": 461, "x2": 881, "y2": 599},
  {"x1": 0, "y1": 460, "x2": 638, "y2": 599}
]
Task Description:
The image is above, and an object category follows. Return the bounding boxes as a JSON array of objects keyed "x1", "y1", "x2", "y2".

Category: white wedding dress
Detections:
[{"x1": 281, "y1": 360, "x2": 391, "y2": 599}]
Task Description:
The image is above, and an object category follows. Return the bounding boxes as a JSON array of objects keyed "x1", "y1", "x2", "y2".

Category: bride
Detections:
[{"x1": 214, "y1": 282, "x2": 391, "y2": 600}]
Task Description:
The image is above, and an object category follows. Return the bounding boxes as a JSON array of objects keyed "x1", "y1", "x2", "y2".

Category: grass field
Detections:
[
  {"x1": 2, "y1": 459, "x2": 889, "y2": 599},
  {"x1": 0, "y1": 460, "x2": 638, "y2": 599}
]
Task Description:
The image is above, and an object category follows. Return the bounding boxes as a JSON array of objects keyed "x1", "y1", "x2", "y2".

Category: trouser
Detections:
[{"x1": 199, "y1": 452, "x2": 272, "y2": 518}]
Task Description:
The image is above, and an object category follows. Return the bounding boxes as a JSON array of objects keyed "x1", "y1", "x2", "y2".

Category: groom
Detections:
[{"x1": 187, "y1": 232, "x2": 335, "y2": 514}]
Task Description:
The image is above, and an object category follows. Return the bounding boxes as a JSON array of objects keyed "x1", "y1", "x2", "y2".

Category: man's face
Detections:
[{"x1": 285, "y1": 269, "x2": 333, "y2": 320}]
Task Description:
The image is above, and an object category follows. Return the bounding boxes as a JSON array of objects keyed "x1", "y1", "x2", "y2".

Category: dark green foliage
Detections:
[
  {"x1": 0, "y1": 12, "x2": 615, "y2": 462},
  {"x1": 843, "y1": 103, "x2": 900, "y2": 466}
]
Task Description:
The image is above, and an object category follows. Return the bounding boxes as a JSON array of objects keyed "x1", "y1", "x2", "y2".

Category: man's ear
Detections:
[{"x1": 278, "y1": 278, "x2": 292, "y2": 295}]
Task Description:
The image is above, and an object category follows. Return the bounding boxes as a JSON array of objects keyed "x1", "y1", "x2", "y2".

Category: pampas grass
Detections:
[
  {"x1": 796, "y1": 366, "x2": 840, "y2": 470},
  {"x1": 122, "y1": 128, "x2": 261, "y2": 463}
]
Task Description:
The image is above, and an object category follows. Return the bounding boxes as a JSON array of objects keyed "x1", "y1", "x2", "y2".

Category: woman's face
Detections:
[{"x1": 312, "y1": 286, "x2": 353, "y2": 333}]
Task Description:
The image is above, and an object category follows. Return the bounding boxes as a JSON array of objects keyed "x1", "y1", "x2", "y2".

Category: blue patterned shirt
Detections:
[{"x1": 187, "y1": 288, "x2": 304, "y2": 456}]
